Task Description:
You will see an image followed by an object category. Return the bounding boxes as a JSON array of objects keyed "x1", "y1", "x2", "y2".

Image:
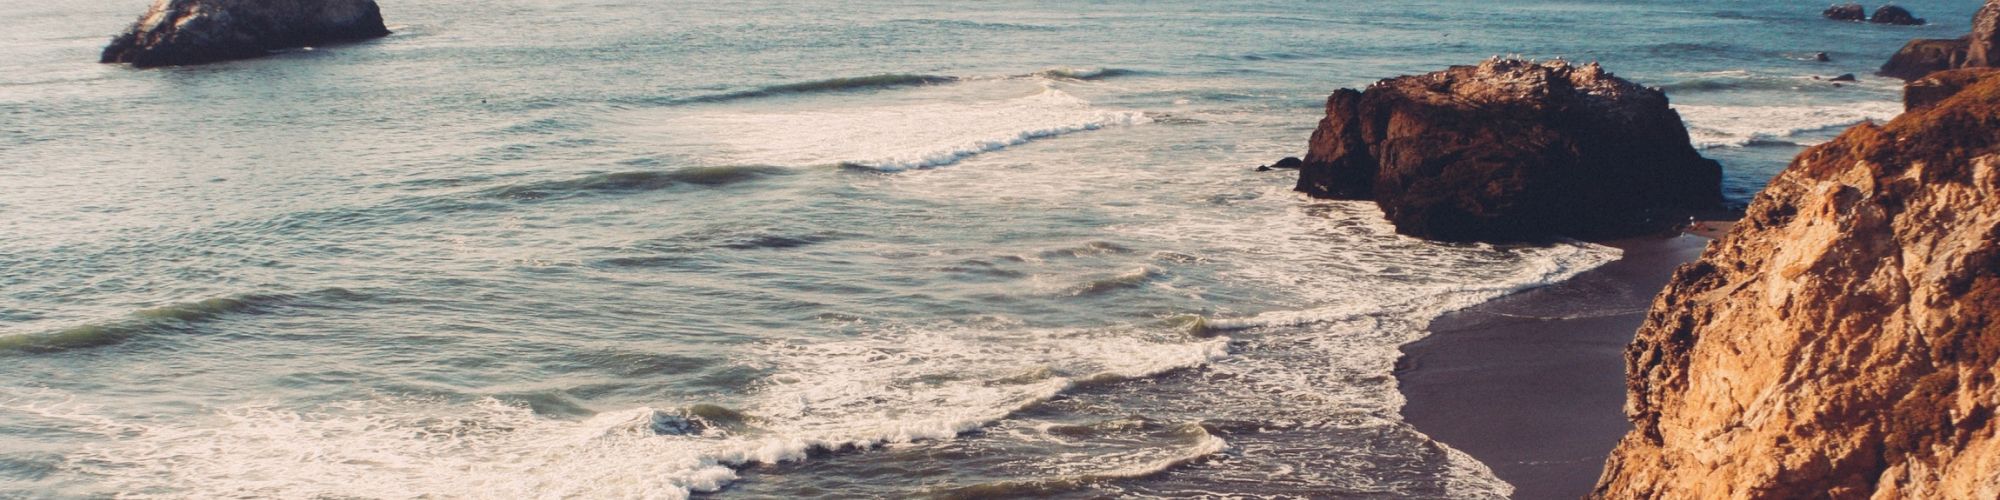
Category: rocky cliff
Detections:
[
  {"x1": 1293, "y1": 58, "x2": 1721, "y2": 242},
  {"x1": 1594, "y1": 68, "x2": 2000, "y2": 499},
  {"x1": 101, "y1": 0, "x2": 389, "y2": 68},
  {"x1": 1881, "y1": 1, "x2": 2000, "y2": 80}
]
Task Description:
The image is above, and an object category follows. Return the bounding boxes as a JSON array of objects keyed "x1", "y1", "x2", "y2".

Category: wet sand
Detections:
[{"x1": 1395, "y1": 234, "x2": 1712, "y2": 500}]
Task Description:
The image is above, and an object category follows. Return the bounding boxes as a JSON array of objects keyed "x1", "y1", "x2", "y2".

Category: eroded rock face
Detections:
[
  {"x1": 1881, "y1": 1, "x2": 2000, "y2": 80},
  {"x1": 1871, "y1": 5, "x2": 1928, "y2": 25},
  {"x1": 1826, "y1": 3, "x2": 1868, "y2": 22},
  {"x1": 1293, "y1": 59, "x2": 1722, "y2": 242},
  {"x1": 1594, "y1": 70, "x2": 2000, "y2": 500},
  {"x1": 101, "y1": 0, "x2": 390, "y2": 68}
]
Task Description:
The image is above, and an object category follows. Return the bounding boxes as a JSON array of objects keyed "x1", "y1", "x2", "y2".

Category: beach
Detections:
[{"x1": 1397, "y1": 234, "x2": 1714, "y2": 499}]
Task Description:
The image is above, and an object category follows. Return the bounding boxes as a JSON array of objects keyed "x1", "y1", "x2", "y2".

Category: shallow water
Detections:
[{"x1": 0, "y1": 0, "x2": 1970, "y2": 497}]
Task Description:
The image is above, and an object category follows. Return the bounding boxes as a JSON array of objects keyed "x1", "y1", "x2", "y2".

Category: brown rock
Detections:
[
  {"x1": 101, "y1": 0, "x2": 390, "y2": 68},
  {"x1": 1293, "y1": 58, "x2": 1721, "y2": 242},
  {"x1": 1906, "y1": 68, "x2": 2000, "y2": 112},
  {"x1": 1594, "y1": 69, "x2": 2000, "y2": 500}
]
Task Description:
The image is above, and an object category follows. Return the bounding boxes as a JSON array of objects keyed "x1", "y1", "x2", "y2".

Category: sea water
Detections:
[{"x1": 0, "y1": 0, "x2": 1972, "y2": 497}]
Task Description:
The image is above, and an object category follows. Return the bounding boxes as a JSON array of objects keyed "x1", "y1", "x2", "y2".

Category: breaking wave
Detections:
[
  {"x1": 5, "y1": 326, "x2": 1229, "y2": 498},
  {"x1": 1677, "y1": 101, "x2": 1903, "y2": 149},
  {"x1": 480, "y1": 165, "x2": 789, "y2": 201}
]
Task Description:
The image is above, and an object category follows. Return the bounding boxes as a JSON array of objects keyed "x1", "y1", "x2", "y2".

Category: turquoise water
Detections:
[{"x1": 0, "y1": 0, "x2": 1972, "y2": 497}]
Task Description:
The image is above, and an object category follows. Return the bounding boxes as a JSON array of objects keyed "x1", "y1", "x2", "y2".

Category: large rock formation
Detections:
[
  {"x1": 1881, "y1": 1, "x2": 2000, "y2": 80},
  {"x1": 1595, "y1": 69, "x2": 2000, "y2": 499},
  {"x1": 101, "y1": 0, "x2": 390, "y2": 68},
  {"x1": 1293, "y1": 58, "x2": 1722, "y2": 242}
]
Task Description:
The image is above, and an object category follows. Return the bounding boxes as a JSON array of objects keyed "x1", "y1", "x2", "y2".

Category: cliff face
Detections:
[
  {"x1": 1294, "y1": 59, "x2": 1721, "y2": 242},
  {"x1": 101, "y1": 0, "x2": 389, "y2": 68},
  {"x1": 1594, "y1": 71, "x2": 2000, "y2": 499}
]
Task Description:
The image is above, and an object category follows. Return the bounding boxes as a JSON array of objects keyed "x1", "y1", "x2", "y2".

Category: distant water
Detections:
[{"x1": 0, "y1": 0, "x2": 1972, "y2": 497}]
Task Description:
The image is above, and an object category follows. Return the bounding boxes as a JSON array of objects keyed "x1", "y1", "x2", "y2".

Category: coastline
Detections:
[{"x1": 1394, "y1": 233, "x2": 1713, "y2": 499}]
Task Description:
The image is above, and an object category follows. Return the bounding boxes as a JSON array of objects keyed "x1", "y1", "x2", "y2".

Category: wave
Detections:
[
  {"x1": 1186, "y1": 241, "x2": 1619, "y2": 333},
  {"x1": 657, "y1": 86, "x2": 1149, "y2": 171},
  {"x1": 481, "y1": 165, "x2": 789, "y2": 201},
  {"x1": 1027, "y1": 67, "x2": 1144, "y2": 81},
  {"x1": 1067, "y1": 266, "x2": 1160, "y2": 296},
  {"x1": 679, "y1": 74, "x2": 959, "y2": 104},
  {"x1": 929, "y1": 422, "x2": 1228, "y2": 498},
  {"x1": 16, "y1": 327, "x2": 1229, "y2": 498},
  {"x1": 1677, "y1": 101, "x2": 1903, "y2": 149},
  {"x1": 0, "y1": 289, "x2": 360, "y2": 354}
]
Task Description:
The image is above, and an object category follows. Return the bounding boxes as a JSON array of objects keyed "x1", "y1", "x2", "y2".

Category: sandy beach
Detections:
[{"x1": 1396, "y1": 234, "x2": 1712, "y2": 499}]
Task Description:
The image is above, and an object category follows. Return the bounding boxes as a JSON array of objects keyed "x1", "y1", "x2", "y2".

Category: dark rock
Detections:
[
  {"x1": 1815, "y1": 52, "x2": 1833, "y2": 62},
  {"x1": 100, "y1": 0, "x2": 390, "y2": 68},
  {"x1": 1881, "y1": 38, "x2": 1971, "y2": 80},
  {"x1": 1830, "y1": 73, "x2": 1859, "y2": 82},
  {"x1": 1869, "y1": 4, "x2": 1927, "y2": 25},
  {"x1": 1266, "y1": 157, "x2": 1304, "y2": 170},
  {"x1": 1824, "y1": 3, "x2": 1868, "y2": 22},
  {"x1": 1293, "y1": 59, "x2": 1722, "y2": 243}
]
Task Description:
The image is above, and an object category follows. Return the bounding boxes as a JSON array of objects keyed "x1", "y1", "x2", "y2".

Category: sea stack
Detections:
[
  {"x1": 100, "y1": 0, "x2": 390, "y2": 68},
  {"x1": 1881, "y1": 1, "x2": 2000, "y2": 80},
  {"x1": 1293, "y1": 58, "x2": 1722, "y2": 242},
  {"x1": 1593, "y1": 70, "x2": 2000, "y2": 499}
]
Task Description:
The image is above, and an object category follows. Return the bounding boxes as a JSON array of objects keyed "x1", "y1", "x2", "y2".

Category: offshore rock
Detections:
[
  {"x1": 1595, "y1": 69, "x2": 2000, "y2": 499},
  {"x1": 1293, "y1": 58, "x2": 1722, "y2": 242},
  {"x1": 100, "y1": 0, "x2": 390, "y2": 68},
  {"x1": 1871, "y1": 5, "x2": 1928, "y2": 25},
  {"x1": 1825, "y1": 3, "x2": 1868, "y2": 22}
]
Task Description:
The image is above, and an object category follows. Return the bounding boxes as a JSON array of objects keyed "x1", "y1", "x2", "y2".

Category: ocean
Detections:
[{"x1": 0, "y1": 0, "x2": 1972, "y2": 497}]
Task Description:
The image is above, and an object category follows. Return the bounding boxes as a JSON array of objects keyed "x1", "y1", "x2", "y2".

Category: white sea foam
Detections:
[
  {"x1": 4, "y1": 327, "x2": 1227, "y2": 499},
  {"x1": 638, "y1": 84, "x2": 1148, "y2": 171},
  {"x1": 1677, "y1": 101, "x2": 1903, "y2": 149}
]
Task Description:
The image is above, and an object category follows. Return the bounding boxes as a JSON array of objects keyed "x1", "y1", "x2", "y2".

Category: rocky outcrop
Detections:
[
  {"x1": 1825, "y1": 3, "x2": 1868, "y2": 22},
  {"x1": 1882, "y1": 39, "x2": 1970, "y2": 81},
  {"x1": 1872, "y1": 5, "x2": 1928, "y2": 25},
  {"x1": 1595, "y1": 70, "x2": 2000, "y2": 499},
  {"x1": 1293, "y1": 58, "x2": 1722, "y2": 242},
  {"x1": 101, "y1": 0, "x2": 390, "y2": 68},
  {"x1": 1880, "y1": 1, "x2": 2000, "y2": 80}
]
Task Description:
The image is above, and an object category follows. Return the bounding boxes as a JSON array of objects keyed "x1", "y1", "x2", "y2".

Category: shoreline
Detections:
[{"x1": 1395, "y1": 233, "x2": 1713, "y2": 499}]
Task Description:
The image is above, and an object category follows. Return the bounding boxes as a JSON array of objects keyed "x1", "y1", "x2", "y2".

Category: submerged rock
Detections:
[
  {"x1": 1293, "y1": 58, "x2": 1721, "y2": 242},
  {"x1": 1881, "y1": 1, "x2": 2000, "y2": 80},
  {"x1": 100, "y1": 0, "x2": 390, "y2": 68},
  {"x1": 1870, "y1": 4, "x2": 1928, "y2": 25},
  {"x1": 1595, "y1": 68, "x2": 2000, "y2": 500},
  {"x1": 1824, "y1": 3, "x2": 1868, "y2": 22},
  {"x1": 1831, "y1": 72, "x2": 1859, "y2": 82},
  {"x1": 1265, "y1": 157, "x2": 1304, "y2": 170}
]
